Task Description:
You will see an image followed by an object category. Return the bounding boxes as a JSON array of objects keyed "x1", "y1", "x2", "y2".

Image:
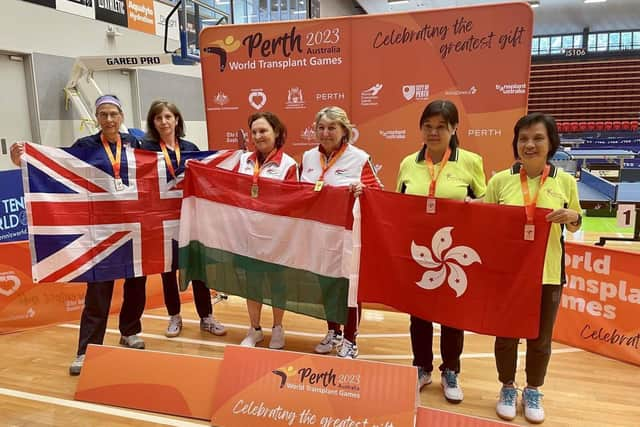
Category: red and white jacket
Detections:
[
  {"x1": 234, "y1": 149, "x2": 299, "y2": 182},
  {"x1": 300, "y1": 143, "x2": 382, "y2": 189}
]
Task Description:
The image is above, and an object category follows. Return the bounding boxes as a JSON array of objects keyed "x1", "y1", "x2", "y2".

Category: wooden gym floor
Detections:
[{"x1": 1, "y1": 229, "x2": 638, "y2": 426}]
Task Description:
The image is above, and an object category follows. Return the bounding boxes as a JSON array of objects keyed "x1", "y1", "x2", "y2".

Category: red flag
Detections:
[{"x1": 357, "y1": 190, "x2": 552, "y2": 338}]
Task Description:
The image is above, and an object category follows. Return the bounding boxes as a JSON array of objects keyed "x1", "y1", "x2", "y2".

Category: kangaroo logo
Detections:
[{"x1": 411, "y1": 227, "x2": 481, "y2": 297}]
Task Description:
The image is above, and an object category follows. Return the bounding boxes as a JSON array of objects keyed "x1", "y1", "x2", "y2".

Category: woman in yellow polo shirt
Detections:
[
  {"x1": 396, "y1": 99, "x2": 486, "y2": 404},
  {"x1": 485, "y1": 112, "x2": 581, "y2": 424}
]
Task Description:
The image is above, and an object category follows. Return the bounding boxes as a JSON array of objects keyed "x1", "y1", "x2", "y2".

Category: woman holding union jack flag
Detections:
[
  {"x1": 141, "y1": 100, "x2": 227, "y2": 339},
  {"x1": 12, "y1": 94, "x2": 148, "y2": 376}
]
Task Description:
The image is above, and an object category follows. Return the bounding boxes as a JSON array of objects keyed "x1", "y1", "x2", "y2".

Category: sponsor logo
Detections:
[
  {"x1": 301, "y1": 126, "x2": 315, "y2": 142},
  {"x1": 496, "y1": 83, "x2": 526, "y2": 95},
  {"x1": 285, "y1": 87, "x2": 306, "y2": 110},
  {"x1": 445, "y1": 86, "x2": 477, "y2": 96},
  {"x1": 361, "y1": 83, "x2": 383, "y2": 106},
  {"x1": 209, "y1": 91, "x2": 239, "y2": 111},
  {"x1": 402, "y1": 84, "x2": 429, "y2": 101},
  {"x1": 335, "y1": 169, "x2": 347, "y2": 175},
  {"x1": 468, "y1": 128, "x2": 502, "y2": 137},
  {"x1": 379, "y1": 129, "x2": 407, "y2": 140},
  {"x1": 0, "y1": 271, "x2": 20, "y2": 297},
  {"x1": 271, "y1": 364, "x2": 361, "y2": 398},
  {"x1": 411, "y1": 227, "x2": 482, "y2": 297},
  {"x1": 248, "y1": 89, "x2": 267, "y2": 110},
  {"x1": 315, "y1": 92, "x2": 345, "y2": 102}
]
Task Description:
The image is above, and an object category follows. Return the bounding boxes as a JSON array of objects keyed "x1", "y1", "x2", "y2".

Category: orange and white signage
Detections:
[
  {"x1": 200, "y1": 2, "x2": 532, "y2": 187},
  {"x1": 211, "y1": 346, "x2": 418, "y2": 427},
  {"x1": 0, "y1": 241, "x2": 182, "y2": 334},
  {"x1": 554, "y1": 242, "x2": 640, "y2": 366}
]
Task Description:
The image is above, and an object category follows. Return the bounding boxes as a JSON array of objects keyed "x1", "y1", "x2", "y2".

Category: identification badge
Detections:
[
  {"x1": 251, "y1": 184, "x2": 259, "y2": 198},
  {"x1": 314, "y1": 180, "x2": 324, "y2": 192},
  {"x1": 426, "y1": 197, "x2": 436, "y2": 214},
  {"x1": 524, "y1": 223, "x2": 535, "y2": 241},
  {"x1": 114, "y1": 178, "x2": 125, "y2": 191}
]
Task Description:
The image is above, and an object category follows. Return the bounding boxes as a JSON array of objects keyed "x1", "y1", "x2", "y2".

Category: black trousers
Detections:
[
  {"x1": 410, "y1": 316, "x2": 464, "y2": 374},
  {"x1": 76, "y1": 276, "x2": 147, "y2": 356},
  {"x1": 495, "y1": 284, "x2": 563, "y2": 387},
  {"x1": 161, "y1": 271, "x2": 211, "y2": 319}
]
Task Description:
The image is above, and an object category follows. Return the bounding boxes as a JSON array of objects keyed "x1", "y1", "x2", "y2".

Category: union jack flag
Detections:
[{"x1": 21, "y1": 143, "x2": 241, "y2": 283}]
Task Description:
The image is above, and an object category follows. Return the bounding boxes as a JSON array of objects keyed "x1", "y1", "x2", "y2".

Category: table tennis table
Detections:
[
  {"x1": 578, "y1": 169, "x2": 640, "y2": 245},
  {"x1": 568, "y1": 149, "x2": 637, "y2": 169}
]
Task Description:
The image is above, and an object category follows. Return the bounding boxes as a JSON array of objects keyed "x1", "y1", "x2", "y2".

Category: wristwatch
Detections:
[{"x1": 570, "y1": 213, "x2": 582, "y2": 226}]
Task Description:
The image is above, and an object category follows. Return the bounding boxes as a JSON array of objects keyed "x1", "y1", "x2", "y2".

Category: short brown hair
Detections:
[{"x1": 248, "y1": 111, "x2": 287, "y2": 149}]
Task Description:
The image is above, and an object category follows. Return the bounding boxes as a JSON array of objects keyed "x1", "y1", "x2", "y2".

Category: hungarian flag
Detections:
[
  {"x1": 178, "y1": 162, "x2": 355, "y2": 324},
  {"x1": 356, "y1": 190, "x2": 551, "y2": 338}
]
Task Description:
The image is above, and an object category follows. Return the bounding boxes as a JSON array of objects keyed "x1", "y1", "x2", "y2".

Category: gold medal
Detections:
[
  {"x1": 251, "y1": 183, "x2": 259, "y2": 198},
  {"x1": 314, "y1": 180, "x2": 324, "y2": 192}
]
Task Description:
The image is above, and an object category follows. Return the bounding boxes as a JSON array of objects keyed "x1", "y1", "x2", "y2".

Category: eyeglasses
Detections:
[{"x1": 97, "y1": 112, "x2": 121, "y2": 120}]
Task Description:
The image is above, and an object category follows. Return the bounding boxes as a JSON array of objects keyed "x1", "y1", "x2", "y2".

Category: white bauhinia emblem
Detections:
[{"x1": 411, "y1": 226, "x2": 481, "y2": 297}]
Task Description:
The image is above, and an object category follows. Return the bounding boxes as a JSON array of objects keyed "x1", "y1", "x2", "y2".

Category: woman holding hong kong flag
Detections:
[
  {"x1": 396, "y1": 99, "x2": 487, "y2": 404},
  {"x1": 301, "y1": 106, "x2": 383, "y2": 360},
  {"x1": 485, "y1": 112, "x2": 581, "y2": 424}
]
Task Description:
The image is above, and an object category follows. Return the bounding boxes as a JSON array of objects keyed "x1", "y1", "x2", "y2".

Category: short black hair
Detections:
[
  {"x1": 512, "y1": 112, "x2": 560, "y2": 160},
  {"x1": 419, "y1": 99, "x2": 459, "y2": 149}
]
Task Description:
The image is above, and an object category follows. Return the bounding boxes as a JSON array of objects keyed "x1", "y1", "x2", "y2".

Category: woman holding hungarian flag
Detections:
[
  {"x1": 396, "y1": 99, "x2": 487, "y2": 404},
  {"x1": 142, "y1": 100, "x2": 226, "y2": 339},
  {"x1": 485, "y1": 112, "x2": 581, "y2": 424},
  {"x1": 234, "y1": 111, "x2": 298, "y2": 350},
  {"x1": 301, "y1": 106, "x2": 382, "y2": 360}
]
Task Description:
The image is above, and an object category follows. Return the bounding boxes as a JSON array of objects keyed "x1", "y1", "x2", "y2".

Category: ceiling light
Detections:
[
  {"x1": 584, "y1": 0, "x2": 607, "y2": 3},
  {"x1": 528, "y1": 0, "x2": 540, "y2": 7},
  {"x1": 388, "y1": 0, "x2": 410, "y2": 4}
]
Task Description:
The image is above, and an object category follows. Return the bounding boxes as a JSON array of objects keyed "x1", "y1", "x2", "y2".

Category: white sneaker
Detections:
[
  {"x1": 165, "y1": 314, "x2": 182, "y2": 338},
  {"x1": 441, "y1": 369, "x2": 463, "y2": 403},
  {"x1": 269, "y1": 325, "x2": 285, "y2": 349},
  {"x1": 417, "y1": 367, "x2": 432, "y2": 390},
  {"x1": 522, "y1": 387, "x2": 545, "y2": 424},
  {"x1": 496, "y1": 385, "x2": 518, "y2": 421},
  {"x1": 119, "y1": 335, "x2": 145, "y2": 349},
  {"x1": 69, "y1": 354, "x2": 85, "y2": 376},
  {"x1": 200, "y1": 315, "x2": 226, "y2": 336},
  {"x1": 314, "y1": 330, "x2": 343, "y2": 354},
  {"x1": 336, "y1": 338, "x2": 358, "y2": 359},
  {"x1": 240, "y1": 328, "x2": 264, "y2": 347}
]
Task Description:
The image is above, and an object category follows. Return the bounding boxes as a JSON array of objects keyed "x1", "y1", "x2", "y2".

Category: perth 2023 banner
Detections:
[{"x1": 200, "y1": 2, "x2": 532, "y2": 186}]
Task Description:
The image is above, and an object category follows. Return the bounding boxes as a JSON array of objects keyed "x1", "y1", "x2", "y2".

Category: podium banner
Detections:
[{"x1": 554, "y1": 242, "x2": 640, "y2": 366}]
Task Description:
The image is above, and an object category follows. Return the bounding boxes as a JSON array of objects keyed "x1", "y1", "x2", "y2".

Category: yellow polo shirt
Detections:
[
  {"x1": 396, "y1": 146, "x2": 486, "y2": 200},
  {"x1": 484, "y1": 163, "x2": 581, "y2": 285}
]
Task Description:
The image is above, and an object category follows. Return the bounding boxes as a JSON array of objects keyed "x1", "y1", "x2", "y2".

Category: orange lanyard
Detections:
[
  {"x1": 160, "y1": 140, "x2": 181, "y2": 179},
  {"x1": 252, "y1": 149, "x2": 278, "y2": 185},
  {"x1": 519, "y1": 163, "x2": 551, "y2": 224},
  {"x1": 425, "y1": 147, "x2": 451, "y2": 197},
  {"x1": 318, "y1": 143, "x2": 348, "y2": 182},
  {"x1": 100, "y1": 133, "x2": 122, "y2": 179}
]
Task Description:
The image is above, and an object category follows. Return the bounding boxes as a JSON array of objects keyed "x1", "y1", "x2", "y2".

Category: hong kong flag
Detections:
[{"x1": 356, "y1": 190, "x2": 551, "y2": 338}]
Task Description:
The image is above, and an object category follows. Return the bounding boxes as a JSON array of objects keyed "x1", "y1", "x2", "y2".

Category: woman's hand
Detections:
[
  {"x1": 10, "y1": 141, "x2": 27, "y2": 167},
  {"x1": 546, "y1": 208, "x2": 580, "y2": 225},
  {"x1": 350, "y1": 182, "x2": 364, "y2": 198}
]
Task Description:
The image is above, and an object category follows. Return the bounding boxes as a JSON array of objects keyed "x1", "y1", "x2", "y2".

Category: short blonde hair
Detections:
[{"x1": 314, "y1": 106, "x2": 353, "y2": 143}]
